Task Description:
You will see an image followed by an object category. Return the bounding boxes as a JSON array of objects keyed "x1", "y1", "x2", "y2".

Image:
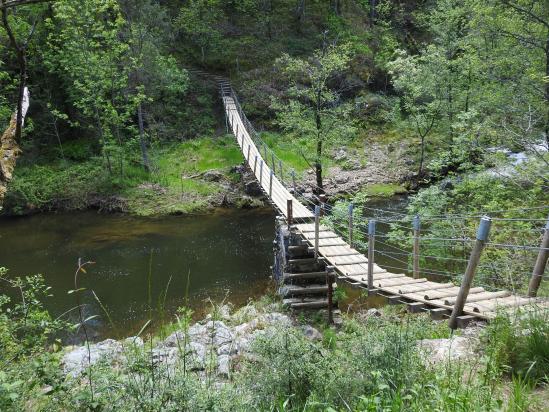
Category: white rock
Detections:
[
  {"x1": 418, "y1": 337, "x2": 475, "y2": 364},
  {"x1": 217, "y1": 355, "x2": 231, "y2": 377},
  {"x1": 62, "y1": 339, "x2": 123, "y2": 378}
]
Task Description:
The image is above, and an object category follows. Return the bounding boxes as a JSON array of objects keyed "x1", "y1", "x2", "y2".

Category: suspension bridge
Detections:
[{"x1": 218, "y1": 79, "x2": 548, "y2": 328}]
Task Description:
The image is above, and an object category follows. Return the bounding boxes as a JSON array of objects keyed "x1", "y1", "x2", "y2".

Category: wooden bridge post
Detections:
[
  {"x1": 528, "y1": 214, "x2": 549, "y2": 297},
  {"x1": 326, "y1": 266, "x2": 335, "y2": 325},
  {"x1": 314, "y1": 205, "x2": 320, "y2": 258},
  {"x1": 449, "y1": 216, "x2": 491, "y2": 329},
  {"x1": 368, "y1": 219, "x2": 376, "y2": 290},
  {"x1": 413, "y1": 215, "x2": 421, "y2": 279},
  {"x1": 259, "y1": 160, "x2": 264, "y2": 186},
  {"x1": 287, "y1": 199, "x2": 293, "y2": 229},
  {"x1": 253, "y1": 155, "x2": 258, "y2": 174},
  {"x1": 269, "y1": 170, "x2": 274, "y2": 197},
  {"x1": 348, "y1": 203, "x2": 354, "y2": 247}
]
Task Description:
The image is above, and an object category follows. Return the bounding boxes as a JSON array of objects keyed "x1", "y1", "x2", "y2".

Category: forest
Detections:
[{"x1": 0, "y1": 0, "x2": 548, "y2": 411}]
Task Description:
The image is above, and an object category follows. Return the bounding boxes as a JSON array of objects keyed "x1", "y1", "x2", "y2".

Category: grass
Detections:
[
  {"x1": 2, "y1": 271, "x2": 549, "y2": 411},
  {"x1": 4, "y1": 136, "x2": 247, "y2": 216},
  {"x1": 260, "y1": 131, "x2": 317, "y2": 175},
  {"x1": 360, "y1": 183, "x2": 407, "y2": 197}
]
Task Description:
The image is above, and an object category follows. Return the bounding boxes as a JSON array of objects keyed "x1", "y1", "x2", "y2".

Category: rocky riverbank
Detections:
[{"x1": 61, "y1": 304, "x2": 482, "y2": 383}]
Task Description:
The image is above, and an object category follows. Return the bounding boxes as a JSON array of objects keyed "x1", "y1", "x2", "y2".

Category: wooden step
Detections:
[
  {"x1": 280, "y1": 283, "x2": 335, "y2": 297},
  {"x1": 283, "y1": 298, "x2": 329, "y2": 310},
  {"x1": 283, "y1": 272, "x2": 328, "y2": 281}
]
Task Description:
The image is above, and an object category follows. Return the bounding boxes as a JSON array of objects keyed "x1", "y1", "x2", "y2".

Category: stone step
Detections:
[{"x1": 283, "y1": 271, "x2": 327, "y2": 282}]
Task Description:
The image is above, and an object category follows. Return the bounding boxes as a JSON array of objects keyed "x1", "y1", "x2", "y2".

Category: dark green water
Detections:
[{"x1": 0, "y1": 209, "x2": 276, "y2": 340}]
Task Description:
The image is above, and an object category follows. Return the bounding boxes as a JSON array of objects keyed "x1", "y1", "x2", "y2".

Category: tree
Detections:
[
  {"x1": 177, "y1": 0, "x2": 222, "y2": 64},
  {"x1": 120, "y1": 0, "x2": 188, "y2": 172},
  {"x1": 0, "y1": 0, "x2": 49, "y2": 141},
  {"x1": 43, "y1": 0, "x2": 130, "y2": 175},
  {"x1": 272, "y1": 42, "x2": 354, "y2": 192}
]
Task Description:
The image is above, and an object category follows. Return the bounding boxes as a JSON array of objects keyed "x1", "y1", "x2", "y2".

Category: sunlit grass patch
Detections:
[{"x1": 360, "y1": 183, "x2": 407, "y2": 197}]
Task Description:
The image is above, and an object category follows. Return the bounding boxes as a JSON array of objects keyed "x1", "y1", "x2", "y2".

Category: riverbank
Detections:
[
  {"x1": 3, "y1": 290, "x2": 548, "y2": 411},
  {"x1": 1, "y1": 133, "x2": 414, "y2": 217}
]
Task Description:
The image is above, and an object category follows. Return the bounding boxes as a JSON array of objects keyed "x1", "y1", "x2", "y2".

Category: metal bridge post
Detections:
[
  {"x1": 271, "y1": 153, "x2": 276, "y2": 175},
  {"x1": 279, "y1": 160, "x2": 283, "y2": 184},
  {"x1": 319, "y1": 194, "x2": 326, "y2": 217},
  {"x1": 253, "y1": 155, "x2": 258, "y2": 175},
  {"x1": 413, "y1": 215, "x2": 421, "y2": 279},
  {"x1": 348, "y1": 203, "x2": 354, "y2": 247},
  {"x1": 291, "y1": 170, "x2": 297, "y2": 194},
  {"x1": 314, "y1": 205, "x2": 320, "y2": 258},
  {"x1": 246, "y1": 144, "x2": 251, "y2": 162},
  {"x1": 269, "y1": 170, "x2": 274, "y2": 197},
  {"x1": 263, "y1": 144, "x2": 268, "y2": 160},
  {"x1": 528, "y1": 214, "x2": 549, "y2": 297},
  {"x1": 259, "y1": 160, "x2": 264, "y2": 187},
  {"x1": 368, "y1": 220, "x2": 376, "y2": 290},
  {"x1": 449, "y1": 216, "x2": 491, "y2": 329}
]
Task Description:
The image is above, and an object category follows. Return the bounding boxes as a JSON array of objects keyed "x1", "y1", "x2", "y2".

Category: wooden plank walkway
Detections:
[
  {"x1": 223, "y1": 96, "x2": 313, "y2": 220},
  {"x1": 223, "y1": 88, "x2": 546, "y2": 322}
]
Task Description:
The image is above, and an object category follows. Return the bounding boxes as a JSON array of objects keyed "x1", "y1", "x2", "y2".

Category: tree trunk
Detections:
[
  {"x1": 295, "y1": 0, "x2": 304, "y2": 33},
  {"x1": 0, "y1": 87, "x2": 29, "y2": 207},
  {"x1": 370, "y1": 0, "x2": 377, "y2": 26},
  {"x1": 545, "y1": 37, "x2": 549, "y2": 149},
  {"x1": 137, "y1": 102, "x2": 150, "y2": 172},
  {"x1": 331, "y1": 0, "x2": 341, "y2": 15},
  {"x1": 316, "y1": 139, "x2": 323, "y2": 192},
  {"x1": 418, "y1": 134, "x2": 426, "y2": 177}
]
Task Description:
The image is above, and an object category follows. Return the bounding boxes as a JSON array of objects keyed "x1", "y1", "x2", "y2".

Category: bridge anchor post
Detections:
[
  {"x1": 528, "y1": 214, "x2": 549, "y2": 297},
  {"x1": 413, "y1": 215, "x2": 421, "y2": 279},
  {"x1": 449, "y1": 216, "x2": 491, "y2": 329}
]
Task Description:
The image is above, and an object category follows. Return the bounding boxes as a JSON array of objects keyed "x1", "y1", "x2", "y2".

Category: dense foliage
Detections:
[{"x1": 0, "y1": 0, "x2": 545, "y2": 214}]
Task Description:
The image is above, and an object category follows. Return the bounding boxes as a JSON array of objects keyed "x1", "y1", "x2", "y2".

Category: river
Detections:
[
  {"x1": 0, "y1": 209, "x2": 276, "y2": 341},
  {"x1": 0, "y1": 197, "x2": 411, "y2": 341}
]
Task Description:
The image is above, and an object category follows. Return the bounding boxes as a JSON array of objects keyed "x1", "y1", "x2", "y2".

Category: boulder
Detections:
[
  {"x1": 301, "y1": 325, "x2": 322, "y2": 341},
  {"x1": 245, "y1": 181, "x2": 262, "y2": 196},
  {"x1": 202, "y1": 170, "x2": 225, "y2": 182}
]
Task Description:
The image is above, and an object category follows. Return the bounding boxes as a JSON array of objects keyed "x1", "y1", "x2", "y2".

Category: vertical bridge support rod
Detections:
[
  {"x1": 246, "y1": 144, "x2": 251, "y2": 162},
  {"x1": 259, "y1": 160, "x2": 264, "y2": 187},
  {"x1": 368, "y1": 220, "x2": 376, "y2": 290},
  {"x1": 291, "y1": 170, "x2": 297, "y2": 194},
  {"x1": 287, "y1": 199, "x2": 293, "y2": 230},
  {"x1": 348, "y1": 203, "x2": 354, "y2": 247},
  {"x1": 253, "y1": 155, "x2": 258, "y2": 175},
  {"x1": 269, "y1": 170, "x2": 274, "y2": 197},
  {"x1": 413, "y1": 215, "x2": 420, "y2": 279},
  {"x1": 326, "y1": 266, "x2": 335, "y2": 325},
  {"x1": 271, "y1": 153, "x2": 276, "y2": 175},
  {"x1": 314, "y1": 205, "x2": 320, "y2": 258},
  {"x1": 528, "y1": 214, "x2": 549, "y2": 297},
  {"x1": 449, "y1": 216, "x2": 491, "y2": 329}
]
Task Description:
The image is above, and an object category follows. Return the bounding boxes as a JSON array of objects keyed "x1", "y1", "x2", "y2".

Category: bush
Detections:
[{"x1": 483, "y1": 308, "x2": 549, "y2": 383}]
